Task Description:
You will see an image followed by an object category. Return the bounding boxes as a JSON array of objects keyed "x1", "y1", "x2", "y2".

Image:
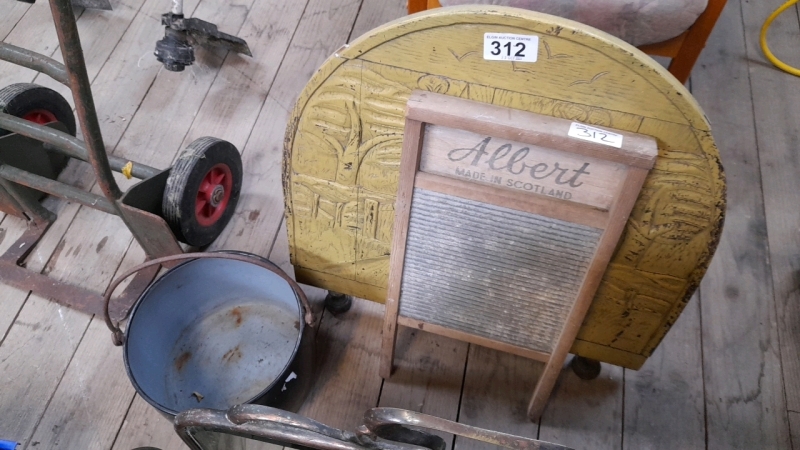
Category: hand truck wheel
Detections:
[
  {"x1": 162, "y1": 136, "x2": 243, "y2": 247},
  {"x1": 0, "y1": 83, "x2": 75, "y2": 177}
]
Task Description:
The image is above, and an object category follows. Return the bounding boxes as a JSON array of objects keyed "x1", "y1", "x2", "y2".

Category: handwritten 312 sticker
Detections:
[
  {"x1": 483, "y1": 33, "x2": 539, "y2": 62},
  {"x1": 568, "y1": 122, "x2": 623, "y2": 148}
]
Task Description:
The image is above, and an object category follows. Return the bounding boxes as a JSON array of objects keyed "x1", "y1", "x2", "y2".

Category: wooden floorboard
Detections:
[
  {"x1": 455, "y1": 346, "x2": 541, "y2": 450},
  {"x1": 379, "y1": 328, "x2": 468, "y2": 445},
  {"x1": 0, "y1": 2, "x2": 30, "y2": 41},
  {"x1": 27, "y1": 309, "x2": 138, "y2": 449},
  {"x1": 168, "y1": 0, "x2": 309, "y2": 155},
  {"x1": 0, "y1": 213, "x2": 131, "y2": 449},
  {"x1": 111, "y1": 394, "x2": 188, "y2": 450},
  {"x1": 33, "y1": 0, "x2": 149, "y2": 102},
  {"x1": 16, "y1": 211, "x2": 136, "y2": 448},
  {"x1": 0, "y1": 1, "x2": 82, "y2": 88},
  {"x1": 298, "y1": 296, "x2": 385, "y2": 430},
  {"x1": 692, "y1": 0, "x2": 791, "y2": 448},
  {"x1": 0, "y1": 296, "x2": 89, "y2": 447},
  {"x1": 349, "y1": 0, "x2": 405, "y2": 39},
  {"x1": 0, "y1": 215, "x2": 38, "y2": 341},
  {"x1": 622, "y1": 294, "x2": 705, "y2": 449},
  {"x1": 204, "y1": 0, "x2": 314, "y2": 253},
  {"x1": 3, "y1": 0, "x2": 800, "y2": 448},
  {"x1": 539, "y1": 362, "x2": 623, "y2": 449},
  {"x1": 740, "y1": 0, "x2": 800, "y2": 414}
]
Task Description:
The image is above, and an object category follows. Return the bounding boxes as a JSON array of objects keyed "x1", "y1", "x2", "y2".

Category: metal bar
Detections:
[
  {"x1": 171, "y1": 0, "x2": 183, "y2": 15},
  {"x1": 175, "y1": 409, "x2": 375, "y2": 450},
  {"x1": 112, "y1": 159, "x2": 159, "y2": 180},
  {"x1": 0, "y1": 220, "x2": 52, "y2": 264},
  {"x1": 362, "y1": 408, "x2": 572, "y2": 450},
  {"x1": 0, "y1": 165, "x2": 117, "y2": 214},
  {"x1": 0, "y1": 202, "x2": 152, "y2": 320},
  {"x1": 0, "y1": 221, "x2": 55, "y2": 265},
  {"x1": 0, "y1": 176, "x2": 56, "y2": 225},
  {"x1": 0, "y1": 43, "x2": 70, "y2": 86},
  {"x1": 0, "y1": 259, "x2": 104, "y2": 315},
  {"x1": 227, "y1": 405, "x2": 354, "y2": 441},
  {"x1": 48, "y1": 0, "x2": 122, "y2": 202},
  {"x1": 0, "y1": 113, "x2": 85, "y2": 160},
  {"x1": 0, "y1": 113, "x2": 160, "y2": 179}
]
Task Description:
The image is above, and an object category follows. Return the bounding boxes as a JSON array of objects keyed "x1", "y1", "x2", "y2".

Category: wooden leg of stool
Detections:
[
  {"x1": 408, "y1": 0, "x2": 428, "y2": 14},
  {"x1": 527, "y1": 352, "x2": 570, "y2": 421},
  {"x1": 381, "y1": 311, "x2": 399, "y2": 378},
  {"x1": 380, "y1": 324, "x2": 398, "y2": 378}
]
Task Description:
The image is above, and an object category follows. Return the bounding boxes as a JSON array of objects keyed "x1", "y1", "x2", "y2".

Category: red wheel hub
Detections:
[
  {"x1": 195, "y1": 163, "x2": 233, "y2": 227},
  {"x1": 22, "y1": 109, "x2": 58, "y2": 125}
]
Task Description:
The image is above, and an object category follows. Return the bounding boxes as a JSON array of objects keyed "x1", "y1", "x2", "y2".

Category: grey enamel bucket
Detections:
[{"x1": 103, "y1": 252, "x2": 316, "y2": 418}]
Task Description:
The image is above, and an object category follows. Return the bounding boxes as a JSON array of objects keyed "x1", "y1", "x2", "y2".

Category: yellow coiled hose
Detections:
[{"x1": 760, "y1": 0, "x2": 800, "y2": 76}]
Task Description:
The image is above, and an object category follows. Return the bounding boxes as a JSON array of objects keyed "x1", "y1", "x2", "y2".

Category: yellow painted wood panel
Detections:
[{"x1": 284, "y1": 6, "x2": 725, "y2": 369}]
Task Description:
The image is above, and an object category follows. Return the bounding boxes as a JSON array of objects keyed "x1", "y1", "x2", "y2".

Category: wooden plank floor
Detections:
[{"x1": 1, "y1": 0, "x2": 799, "y2": 448}]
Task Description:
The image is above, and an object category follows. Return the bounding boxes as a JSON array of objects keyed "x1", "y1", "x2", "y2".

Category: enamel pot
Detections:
[{"x1": 103, "y1": 252, "x2": 315, "y2": 419}]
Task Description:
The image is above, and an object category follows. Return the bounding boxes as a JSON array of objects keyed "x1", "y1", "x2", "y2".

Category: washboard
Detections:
[{"x1": 381, "y1": 91, "x2": 658, "y2": 420}]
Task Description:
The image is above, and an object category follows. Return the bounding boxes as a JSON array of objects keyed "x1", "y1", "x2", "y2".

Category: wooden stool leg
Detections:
[
  {"x1": 380, "y1": 320, "x2": 398, "y2": 378},
  {"x1": 408, "y1": 0, "x2": 428, "y2": 14},
  {"x1": 667, "y1": 0, "x2": 728, "y2": 83},
  {"x1": 408, "y1": 0, "x2": 442, "y2": 14},
  {"x1": 527, "y1": 352, "x2": 571, "y2": 421}
]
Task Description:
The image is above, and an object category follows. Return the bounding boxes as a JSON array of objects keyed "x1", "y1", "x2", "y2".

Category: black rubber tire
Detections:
[
  {"x1": 0, "y1": 83, "x2": 75, "y2": 175},
  {"x1": 571, "y1": 355, "x2": 602, "y2": 380},
  {"x1": 324, "y1": 291, "x2": 353, "y2": 314},
  {"x1": 163, "y1": 137, "x2": 243, "y2": 247}
]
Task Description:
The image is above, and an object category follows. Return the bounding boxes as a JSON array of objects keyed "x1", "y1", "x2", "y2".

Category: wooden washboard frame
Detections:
[{"x1": 381, "y1": 91, "x2": 658, "y2": 420}]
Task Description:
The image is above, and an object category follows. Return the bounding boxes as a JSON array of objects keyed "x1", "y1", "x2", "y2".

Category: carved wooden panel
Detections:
[{"x1": 283, "y1": 6, "x2": 725, "y2": 369}]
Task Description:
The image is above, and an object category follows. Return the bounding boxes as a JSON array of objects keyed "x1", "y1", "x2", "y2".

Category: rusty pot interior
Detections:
[{"x1": 123, "y1": 257, "x2": 304, "y2": 416}]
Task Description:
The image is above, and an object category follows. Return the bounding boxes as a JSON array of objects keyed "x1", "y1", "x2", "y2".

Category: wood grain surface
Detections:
[
  {"x1": 623, "y1": 294, "x2": 705, "y2": 449},
  {"x1": 539, "y1": 363, "x2": 624, "y2": 450},
  {"x1": 0, "y1": 3, "x2": 30, "y2": 41},
  {"x1": 739, "y1": 0, "x2": 800, "y2": 415},
  {"x1": 455, "y1": 345, "x2": 543, "y2": 450},
  {"x1": 1, "y1": 0, "x2": 796, "y2": 447},
  {"x1": 283, "y1": 5, "x2": 725, "y2": 369},
  {"x1": 693, "y1": 0, "x2": 791, "y2": 447}
]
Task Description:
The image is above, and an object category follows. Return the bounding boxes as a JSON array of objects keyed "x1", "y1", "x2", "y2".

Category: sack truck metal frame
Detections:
[{"x1": 0, "y1": 0, "x2": 244, "y2": 318}]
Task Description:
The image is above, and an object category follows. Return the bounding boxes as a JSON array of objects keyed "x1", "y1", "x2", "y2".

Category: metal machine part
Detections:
[
  {"x1": 155, "y1": 5, "x2": 252, "y2": 72},
  {"x1": 15, "y1": 0, "x2": 249, "y2": 69},
  {"x1": 154, "y1": 26, "x2": 195, "y2": 72}
]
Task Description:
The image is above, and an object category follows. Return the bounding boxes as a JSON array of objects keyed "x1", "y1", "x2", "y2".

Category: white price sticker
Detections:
[
  {"x1": 568, "y1": 122, "x2": 623, "y2": 148},
  {"x1": 483, "y1": 33, "x2": 539, "y2": 62}
]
